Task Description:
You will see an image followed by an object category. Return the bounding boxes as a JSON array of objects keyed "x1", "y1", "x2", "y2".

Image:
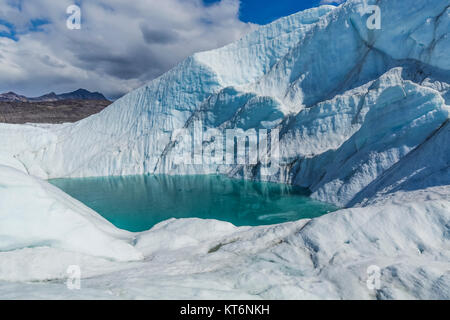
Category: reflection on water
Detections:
[{"x1": 49, "y1": 175, "x2": 338, "y2": 232}]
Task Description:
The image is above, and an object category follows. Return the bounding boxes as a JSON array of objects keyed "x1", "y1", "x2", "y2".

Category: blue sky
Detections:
[{"x1": 206, "y1": 0, "x2": 331, "y2": 24}]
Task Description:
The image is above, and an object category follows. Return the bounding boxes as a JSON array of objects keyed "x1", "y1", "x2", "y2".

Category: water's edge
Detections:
[{"x1": 49, "y1": 174, "x2": 339, "y2": 232}]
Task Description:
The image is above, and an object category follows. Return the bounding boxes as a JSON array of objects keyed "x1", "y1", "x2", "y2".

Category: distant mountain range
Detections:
[{"x1": 0, "y1": 89, "x2": 109, "y2": 102}]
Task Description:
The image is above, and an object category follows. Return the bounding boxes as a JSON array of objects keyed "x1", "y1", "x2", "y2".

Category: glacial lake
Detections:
[{"x1": 49, "y1": 175, "x2": 338, "y2": 232}]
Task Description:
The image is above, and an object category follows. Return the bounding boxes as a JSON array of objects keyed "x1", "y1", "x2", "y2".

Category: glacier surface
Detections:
[
  {"x1": 0, "y1": 0, "x2": 449, "y2": 299},
  {"x1": 0, "y1": 177, "x2": 448, "y2": 299}
]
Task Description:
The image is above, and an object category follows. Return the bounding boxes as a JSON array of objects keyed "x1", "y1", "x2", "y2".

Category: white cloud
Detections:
[
  {"x1": 0, "y1": 24, "x2": 10, "y2": 33},
  {"x1": 0, "y1": 0, "x2": 255, "y2": 99}
]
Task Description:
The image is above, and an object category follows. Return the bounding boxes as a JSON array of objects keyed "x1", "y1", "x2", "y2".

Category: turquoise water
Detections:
[{"x1": 49, "y1": 175, "x2": 338, "y2": 232}]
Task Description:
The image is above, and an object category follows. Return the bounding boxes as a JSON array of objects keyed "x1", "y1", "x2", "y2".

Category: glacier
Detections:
[{"x1": 0, "y1": 0, "x2": 449, "y2": 299}]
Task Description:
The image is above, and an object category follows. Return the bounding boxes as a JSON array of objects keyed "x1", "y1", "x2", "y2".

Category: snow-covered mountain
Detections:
[
  {"x1": 0, "y1": 89, "x2": 108, "y2": 102},
  {"x1": 0, "y1": 0, "x2": 449, "y2": 299},
  {"x1": 0, "y1": 92, "x2": 29, "y2": 102},
  {"x1": 30, "y1": 89, "x2": 108, "y2": 102}
]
